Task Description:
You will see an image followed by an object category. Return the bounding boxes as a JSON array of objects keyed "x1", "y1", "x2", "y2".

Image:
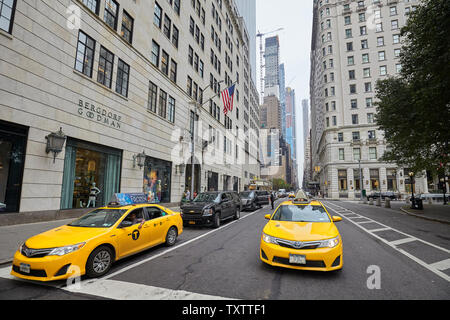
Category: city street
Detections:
[{"x1": 0, "y1": 199, "x2": 448, "y2": 300}]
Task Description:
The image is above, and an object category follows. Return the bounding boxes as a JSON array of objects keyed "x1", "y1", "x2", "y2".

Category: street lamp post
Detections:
[
  {"x1": 440, "y1": 176, "x2": 448, "y2": 205},
  {"x1": 409, "y1": 171, "x2": 415, "y2": 205}
]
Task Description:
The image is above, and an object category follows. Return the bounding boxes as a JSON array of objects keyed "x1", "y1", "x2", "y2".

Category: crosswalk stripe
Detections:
[
  {"x1": 64, "y1": 279, "x2": 235, "y2": 300},
  {"x1": 429, "y1": 258, "x2": 450, "y2": 271}
]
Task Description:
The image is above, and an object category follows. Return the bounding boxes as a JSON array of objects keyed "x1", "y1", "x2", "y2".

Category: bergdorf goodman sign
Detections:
[{"x1": 77, "y1": 99, "x2": 122, "y2": 129}]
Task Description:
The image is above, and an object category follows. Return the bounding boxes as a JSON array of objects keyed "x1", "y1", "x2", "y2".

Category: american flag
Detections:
[{"x1": 221, "y1": 84, "x2": 236, "y2": 115}]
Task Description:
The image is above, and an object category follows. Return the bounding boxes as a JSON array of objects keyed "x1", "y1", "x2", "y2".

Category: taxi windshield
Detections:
[
  {"x1": 68, "y1": 209, "x2": 127, "y2": 228},
  {"x1": 272, "y1": 205, "x2": 331, "y2": 223}
]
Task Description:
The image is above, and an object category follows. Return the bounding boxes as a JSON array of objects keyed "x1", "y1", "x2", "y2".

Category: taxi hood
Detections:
[
  {"x1": 25, "y1": 225, "x2": 110, "y2": 249},
  {"x1": 264, "y1": 220, "x2": 339, "y2": 242}
]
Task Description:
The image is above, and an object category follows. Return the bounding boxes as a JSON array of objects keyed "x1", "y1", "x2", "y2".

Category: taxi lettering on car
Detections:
[
  {"x1": 260, "y1": 191, "x2": 343, "y2": 272},
  {"x1": 11, "y1": 193, "x2": 183, "y2": 281}
]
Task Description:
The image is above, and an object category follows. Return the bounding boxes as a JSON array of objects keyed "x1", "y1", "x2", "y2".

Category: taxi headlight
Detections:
[
  {"x1": 262, "y1": 233, "x2": 278, "y2": 244},
  {"x1": 318, "y1": 237, "x2": 340, "y2": 248},
  {"x1": 48, "y1": 243, "x2": 86, "y2": 256}
]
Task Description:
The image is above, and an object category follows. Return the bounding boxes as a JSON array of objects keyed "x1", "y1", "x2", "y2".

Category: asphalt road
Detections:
[{"x1": 0, "y1": 199, "x2": 449, "y2": 300}]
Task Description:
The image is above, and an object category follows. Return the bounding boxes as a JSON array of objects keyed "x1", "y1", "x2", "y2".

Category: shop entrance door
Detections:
[{"x1": 0, "y1": 121, "x2": 28, "y2": 213}]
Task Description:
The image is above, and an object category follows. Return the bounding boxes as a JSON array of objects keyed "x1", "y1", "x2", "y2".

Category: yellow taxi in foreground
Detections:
[
  {"x1": 11, "y1": 198, "x2": 183, "y2": 282},
  {"x1": 260, "y1": 192, "x2": 343, "y2": 272}
]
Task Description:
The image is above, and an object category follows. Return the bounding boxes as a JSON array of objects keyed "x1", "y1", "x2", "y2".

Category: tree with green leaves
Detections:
[{"x1": 375, "y1": 0, "x2": 450, "y2": 178}]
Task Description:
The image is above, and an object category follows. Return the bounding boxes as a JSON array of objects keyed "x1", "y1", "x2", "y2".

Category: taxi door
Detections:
[
  {"x1": 115, "y1": 208, "x2": 150, "y2": 258},
  {"x1": 144, "y1": 206, "x2": 170, "y2": 246}
]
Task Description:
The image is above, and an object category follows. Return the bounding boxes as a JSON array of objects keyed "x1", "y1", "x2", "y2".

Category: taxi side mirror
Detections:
[
  {"x1": 332, "y1": 216, "x2": 342, "y2": 222},
  {"x1": 265, "y1": 214, "x2": 271, "y2": 220},
  {"x1": 119, "y1": 220, "x2": 133, "y2": 228}
]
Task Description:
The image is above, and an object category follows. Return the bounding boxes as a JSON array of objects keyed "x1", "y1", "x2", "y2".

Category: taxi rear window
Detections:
[
  {"x1": 272, "y1": 205, "x2": 330, "y2": 223},
  {"x1": 69, "y1": 209, "x2": 127, "y2": 228}
]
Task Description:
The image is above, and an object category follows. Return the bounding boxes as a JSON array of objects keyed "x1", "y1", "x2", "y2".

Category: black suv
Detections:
[
  {"x1": 181, "y1": 191, "x2": 241, "y2": 228},
  {"x1": 239, "y1": 190, "x2": 270, "y2": 210}
]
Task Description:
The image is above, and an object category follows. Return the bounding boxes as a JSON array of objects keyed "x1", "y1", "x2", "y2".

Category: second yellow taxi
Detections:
[{"x1": 260, "y1": 191, "x2": 343, "y2": 272}]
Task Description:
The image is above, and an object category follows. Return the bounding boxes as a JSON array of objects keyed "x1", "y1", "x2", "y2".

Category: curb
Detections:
[{"x1": 399, "y1": 207, "x2": 450, "y2": 225}]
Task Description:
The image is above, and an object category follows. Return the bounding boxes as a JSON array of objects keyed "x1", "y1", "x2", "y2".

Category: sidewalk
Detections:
[
  {"x1": 0, "y1": 206, "x2": 181, "y2": 266},
  {"x1": 396, "y1": 203, "x2": 450, "y2": 225}
]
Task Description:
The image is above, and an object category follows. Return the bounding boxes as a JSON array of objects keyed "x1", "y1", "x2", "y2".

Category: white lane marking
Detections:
[
  {"x1": 0, "y1": 266, "x2": 14, "y2": 279},
  {"x1": 430, "y1": 259, "x2": 450, "y2": 271},
  {"x1": 369, "y1": 228, "x2": 391, "y2": 233},
  {"x1": 389, "y1": 238, "x2": 417, "y2": 246},
  {"x1": 324, "y1": 201, "x2": 450, "y2": 282},
  {"x1": 355, "y1": 221, "x2": 376, "y2": 225},
  {"x1": 64, "y1": 279, "x2": 235, "y2": 300}
]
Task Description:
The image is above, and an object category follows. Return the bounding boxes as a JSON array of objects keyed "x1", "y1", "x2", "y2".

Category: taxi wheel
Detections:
[
  {"x1": 165, "y1": 227, "x2": 178, "y2": 247},
  {"x1": 86, "y1": 246, "x2": 113, "y2": 278}
]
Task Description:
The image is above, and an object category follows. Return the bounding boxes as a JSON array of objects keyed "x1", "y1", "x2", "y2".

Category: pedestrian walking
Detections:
[{"x1": 270, "y1": 192, "x2": 275, "y2": 210}]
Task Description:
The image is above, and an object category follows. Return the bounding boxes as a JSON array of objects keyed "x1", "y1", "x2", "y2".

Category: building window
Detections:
[
  {"x1": 368, "y1": 130, "x2": 376, "y2": 140},
  {"x1": 158, "y1": 89, "x2": 167, "y2": 118},
  {"x1": 97, "y1": 46, "x2": 114, "y2": 88},
  {"x1": 366, "y1": 98, "x2": 373, "y2": 108},
  {"x1": 339, "y1": 148, "x2": 345, "y2": 161},
  {"x1": 352, "y1": 114, "x2": 359, "y2": 125},
  {"x1": 350, "y1": 84, "x2": 357, "y2": 94},
  {"x1": 121, "y1": 10, "x2": 134, "y2": 44},
  {"x1": 187, "y1": 76, "x2": 193, "y2": 96},
  {"x1": 370, "y1": 169, "x2": 380, "y2": 190},
  {"x1": 81, "y1": 0, "x2": 99, "y2": 15},
  {"x1": 163, "y1": 14, "x2": 171, "y2": 38},
  {"x1": 0, "y1": 0, "x2": 16, "y2": 34},
  {"x1": 352, "y1": 131, "x2": 360, "y2": 141},
  {"x1": 338, "y1": 132, "x2": 344, "y2": 142},
  {"x1": 154, "y1": 2, "x2": 162, "y2": 28},
  {"x1": 353, "y1": 148, "x2": 361, "y2": 161},
  {"x1": 170, "y1": 59, "x2": 177, "y2": 83},
  {"x1": 380, "y1": 65, "x2": 387, "y2": 76},
  {"x1": 75, "y1": 31, "x2": 96, "y2": 78},
  {"x1": 174, "y1": 0, "x2": 180, "y2": 15},
  {"x1": 143, "y1": 156, "x2": 172, "y2": 204},
  {"x1": 188, "y1": 46, "x2": 194, "y2": 65},
  {"x1": 367, "y1": 113, "x2": 374, "y2": 124},
  {"x1": 168, "y1": 96, "x2": 176, "y2": 123},
  {"x1": 161, "y1": 50, "x2": 169, "y2": 76},
  {"x1": 151, "y1": 41, "x2": 160, "y2": 67},
  {"x1": 172, "y1": 26, "x2": 179, "y2": 48},
  {"x1": 104, "y1": 0, "x2": 119, "y2": 30},
  {"x1": 116, "y1": 59, "x2": 130, "y2": 97},
  {"x1": 148, "y1": 81, "x2": 158, "y2": 113}
]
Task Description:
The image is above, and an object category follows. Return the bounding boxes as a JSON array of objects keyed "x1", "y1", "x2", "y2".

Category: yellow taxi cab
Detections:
[
  {"x1": 260, "y1": 190, "x2": 343, "y2": 272},
  {"x1": 10, "y1": 194, "x2": 183, "y2": 282}
]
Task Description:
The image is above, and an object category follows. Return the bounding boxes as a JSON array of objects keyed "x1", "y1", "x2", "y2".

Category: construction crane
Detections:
[{"x1": 256, "y1": 27, "x2": 284, "y2": 104}]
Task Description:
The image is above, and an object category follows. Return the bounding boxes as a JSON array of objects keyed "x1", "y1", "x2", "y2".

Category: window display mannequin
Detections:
[{"x1": 87, "y1": 182, "x2": 101, "y2": 208}]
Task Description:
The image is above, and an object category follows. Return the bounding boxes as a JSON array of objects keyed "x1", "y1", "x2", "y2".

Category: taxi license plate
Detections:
[
  {"x1": 20, "y1": 263, "x2": 31, "y2": 274},
  {"x1": 189, "y1": 221, "x2": 196, "y2": 225},
  {"x1": 289, "y1": 254, "x2": 306, "y2": 265}
]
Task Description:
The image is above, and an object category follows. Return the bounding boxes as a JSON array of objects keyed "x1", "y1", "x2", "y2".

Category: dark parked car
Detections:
[
  {"x1": 367, "y1": 191, "x2": 399, "y2": 201},
  {"x1": 239, "y1": 190, "x2": 270, "y2": 210},
  {"x1": 181, "y1": 191, "x2": 241, "y2": 228}
]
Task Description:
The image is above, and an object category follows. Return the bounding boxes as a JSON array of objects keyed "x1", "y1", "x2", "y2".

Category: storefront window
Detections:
[
  {"x1": 143, "y1": 156, "x2": 172, "y2": 203},
  {"x1": 370, "y1": 169, "x2": 380, "y2": 191},
  {"x1": 0, "y1": 121, "x2": 28, "y2": 213},
  {"x1": 61, "y1": 139, "x2": 122, "y2": 209}
]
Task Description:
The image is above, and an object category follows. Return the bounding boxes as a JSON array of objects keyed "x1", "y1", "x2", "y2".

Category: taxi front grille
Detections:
[
  {"x1": 275, "y1": 239, "x2": 321, "y2": 250},
  {"x1": 21, "y1": 245, "x2": 53, "y2": 258}
]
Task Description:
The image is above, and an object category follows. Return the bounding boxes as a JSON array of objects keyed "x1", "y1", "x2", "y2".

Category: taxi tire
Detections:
[
  {"x1": 165, "y1": 227, "x2": 178, "y2": 247},
  {"x1": 86, "y1": 246, "x2": 114, "y2": 278}
]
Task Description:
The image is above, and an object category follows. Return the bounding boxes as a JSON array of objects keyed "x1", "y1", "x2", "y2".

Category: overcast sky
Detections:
[{"x1": 256, "y1": 0, "x2": 314, "y2": 186}]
